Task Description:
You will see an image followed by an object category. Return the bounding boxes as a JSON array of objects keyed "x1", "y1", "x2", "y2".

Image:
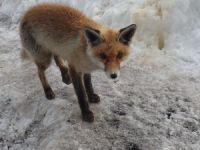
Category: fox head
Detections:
[{"x1": 84, "y1": 24, "x2": 137, "y2": 80}]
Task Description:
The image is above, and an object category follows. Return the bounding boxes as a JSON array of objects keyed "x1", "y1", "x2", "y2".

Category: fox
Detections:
[{"x1": 19, "y1": 3, "x2": 137, "y2": 122}]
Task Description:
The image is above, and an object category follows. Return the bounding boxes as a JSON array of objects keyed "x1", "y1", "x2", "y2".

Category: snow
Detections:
[{"x1": 0, "y1": 0, "x2": 200, "y2": 149}]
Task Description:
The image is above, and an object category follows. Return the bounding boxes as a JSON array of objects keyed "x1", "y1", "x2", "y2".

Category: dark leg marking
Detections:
[
  {"x1": 38, "y1": 66, "x2": 55, "y2": 100},
  {"x1": 84, "y1": 74, "x2": 100, "y2": 103},
  {"x1": 54, "y1": 55, "x2": 71, "y2": 85},
  {"x1": 69, "y1": 66, "x2": 94, "y2": 122}
]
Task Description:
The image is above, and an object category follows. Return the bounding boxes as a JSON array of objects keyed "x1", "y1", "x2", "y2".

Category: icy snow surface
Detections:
[{"x1": 0, "y1": 0, "x2": 200, "y2": 150}]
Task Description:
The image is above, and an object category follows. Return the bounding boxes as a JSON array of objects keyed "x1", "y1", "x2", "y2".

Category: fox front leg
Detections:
[
  {"x1": 84, "y1": 74, "x2": 100, "y2": 103},
  {"x1": 69, "y1": 66, "x2": 94, "y2": 122}
]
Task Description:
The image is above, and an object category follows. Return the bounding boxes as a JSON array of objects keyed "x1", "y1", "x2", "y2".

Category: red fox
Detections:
[{"x1": 20, "y1": 3, "x2": 137, "y2": 122}]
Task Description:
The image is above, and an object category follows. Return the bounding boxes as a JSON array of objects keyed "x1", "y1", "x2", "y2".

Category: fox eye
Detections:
[
  {"x1": 117, "y1": 52, "x2": 123, "y2": 59},
  {"x1": 99, "y1": 53, "x2": 107, "y2": 60}
]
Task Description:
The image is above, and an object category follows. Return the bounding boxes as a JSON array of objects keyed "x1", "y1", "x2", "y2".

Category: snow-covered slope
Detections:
[{"x1": 0, "y1": 0, "x2": 200, "y2": 150}]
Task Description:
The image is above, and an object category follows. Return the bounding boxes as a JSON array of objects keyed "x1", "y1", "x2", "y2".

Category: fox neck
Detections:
[{"x1": 69, "y1": 35, "x2": 101, "y2": 74}]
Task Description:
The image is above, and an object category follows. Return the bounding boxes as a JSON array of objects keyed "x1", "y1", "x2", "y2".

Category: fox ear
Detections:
[
  {"x1": 118, "y1": 24, "x2": 137, "y2": 45},
  {"x1": 84, "y1": 27, "x2": 101, "y2": 46}
]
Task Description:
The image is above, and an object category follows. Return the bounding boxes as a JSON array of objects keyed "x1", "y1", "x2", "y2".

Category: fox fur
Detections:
[{"x1": 20, "y1": 3, "x2": 137, "y2": 122}]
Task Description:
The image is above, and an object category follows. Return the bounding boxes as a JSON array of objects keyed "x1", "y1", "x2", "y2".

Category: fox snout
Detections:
[
  {"x1": 106, "y1": 71, "x2": 120, "y2": 80},
  {"x1": 105, "y1": 63, "x2": 120, "y2": 80}
]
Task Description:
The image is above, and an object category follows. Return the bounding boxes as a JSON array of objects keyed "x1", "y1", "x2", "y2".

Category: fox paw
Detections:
[
  {"x1": 62, "y1": 72, "x2": 72, "y2": 85},
  {"x1": 82, "y1": 110, "x2": 94, "y2": 122},
  {"x1": 45, "y1": 88, "x2": 55, "y2": 100},
  {"x1": 89, "y1": 94, "x2": 100, "y2": 103}
]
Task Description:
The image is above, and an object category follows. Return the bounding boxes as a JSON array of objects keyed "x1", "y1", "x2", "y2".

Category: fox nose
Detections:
[{"x1": 110, "y1": 73, "x2": 117, "y2": 79}]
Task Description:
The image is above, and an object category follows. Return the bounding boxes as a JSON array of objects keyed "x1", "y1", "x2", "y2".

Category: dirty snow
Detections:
[{"x1": 0, "y1": 0, "x2": 200, "y2": 150}]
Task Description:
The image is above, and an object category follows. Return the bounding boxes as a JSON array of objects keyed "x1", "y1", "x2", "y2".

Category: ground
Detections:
[{"x1": 0, "y1": 0, "x2": 200, "y2": 150}]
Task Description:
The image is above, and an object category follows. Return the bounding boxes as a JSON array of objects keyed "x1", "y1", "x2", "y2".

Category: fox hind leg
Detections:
[
  {"x1": 54, "y1": 55, "x2": 71, "y2": 85},
  {"x1": 35, "y1": 51, "x2": 55, "y2": 100},
  {"x1": 20, "y1": 24, "x2": 55, "y2": 100}
]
